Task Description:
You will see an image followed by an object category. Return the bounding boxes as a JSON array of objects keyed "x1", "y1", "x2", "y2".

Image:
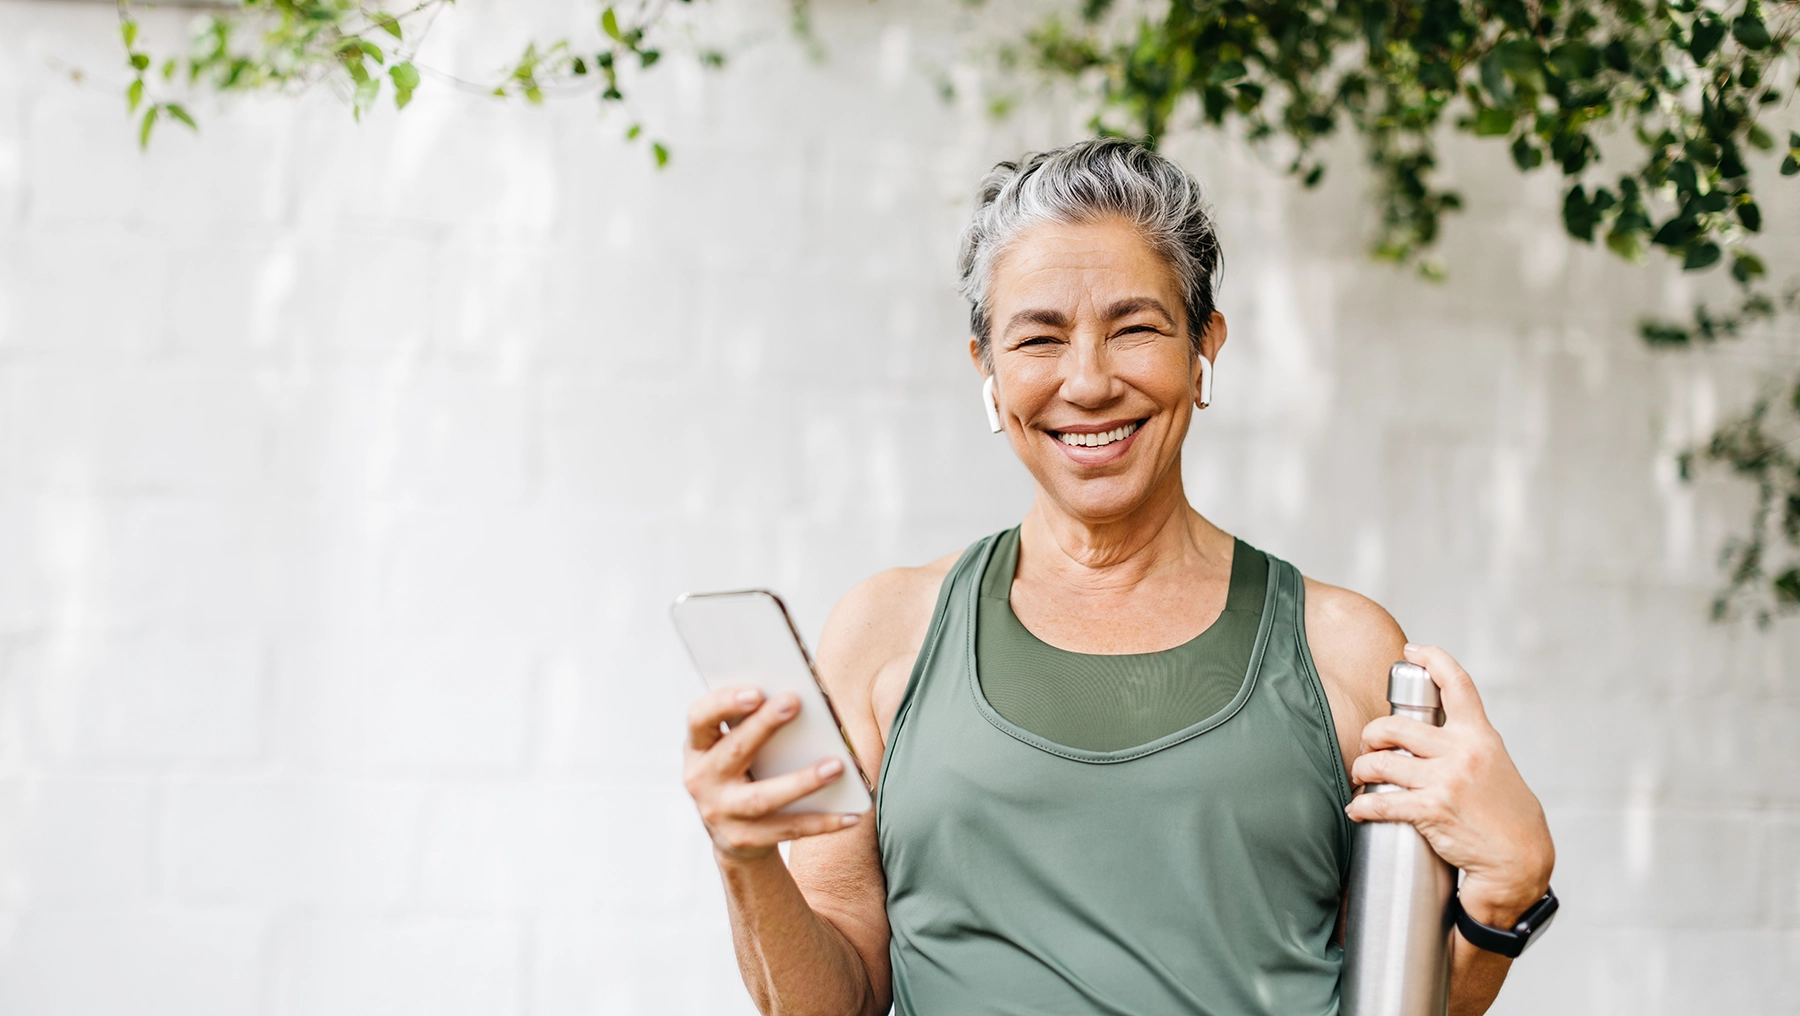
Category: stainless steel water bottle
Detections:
[{"x1": 1341, "y1": 661, "x2": 1455, "y2": 1016}]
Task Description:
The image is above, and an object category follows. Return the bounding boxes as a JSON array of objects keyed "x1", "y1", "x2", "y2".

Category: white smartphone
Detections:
[{"x1": 670, "y1": 590, "x2": 873, "y2": 815}]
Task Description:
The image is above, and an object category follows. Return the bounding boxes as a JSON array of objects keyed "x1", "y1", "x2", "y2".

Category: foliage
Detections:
[
  {"x1": 1027, "y1": 0, "x2": 1797, "y2": 337},
  {"x1": 115, "y1": 0, "x2": 711, "y2": 162},
  {"x1": 1025, "y1": 0, "x2": 1800, "y2": 615},
  {"x1": 102, "y1": 0, "x2": 1800, "y2": 617},
  {"x1": 1680, "y1": 350, "x2": 1800, "y2": 623}
]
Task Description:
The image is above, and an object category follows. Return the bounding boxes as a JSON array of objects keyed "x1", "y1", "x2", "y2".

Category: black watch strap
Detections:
[{"x1": 1451, "y1": 887, "x2": 1559, "y2": 958}]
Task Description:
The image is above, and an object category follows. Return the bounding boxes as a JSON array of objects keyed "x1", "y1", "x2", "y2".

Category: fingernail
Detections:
[
  {"x1": 817, "y1": 758, "x2": 843, "y2": 778},
  {"x1": 1403, "y1": 643, "x2": 1421, "y2": 653},
  {"x1": 840, "y1": 813, "x2": 860, "y2": 827},
  {"x1": 776, "y1": 696, "x2": 800, "y2": 717},
  {"x1": 736, "y1": 689, "x2": 762, "y2": 708}
]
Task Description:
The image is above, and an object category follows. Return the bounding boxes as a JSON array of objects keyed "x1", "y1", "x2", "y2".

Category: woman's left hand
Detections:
[{"x1": 1346, "y1": 643, "x2": 1555, "y2": 926}]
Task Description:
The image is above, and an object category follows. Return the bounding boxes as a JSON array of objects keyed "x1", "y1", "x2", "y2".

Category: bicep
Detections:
[{"x1": 1303, "y1": 578, "x2": 1408, "y2": 769}]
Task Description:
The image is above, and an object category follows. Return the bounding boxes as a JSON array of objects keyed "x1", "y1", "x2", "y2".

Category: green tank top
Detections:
[
  {"x1": 978, "y1": 527, "x2": 1269, "y2": 751},
  {"x1": 877, "y1": 531, "x2": 1353, "y2": 1015}
]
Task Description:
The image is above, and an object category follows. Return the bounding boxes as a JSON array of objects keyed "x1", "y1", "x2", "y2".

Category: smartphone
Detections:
[{"x1": 670, "y1": 590, "x2": 873, "y2": 815}]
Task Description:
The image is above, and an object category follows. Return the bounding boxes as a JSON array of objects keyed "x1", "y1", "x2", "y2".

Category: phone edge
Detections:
[{"x1": 670, "y1": 589, "x2": 875, "y2": 799}]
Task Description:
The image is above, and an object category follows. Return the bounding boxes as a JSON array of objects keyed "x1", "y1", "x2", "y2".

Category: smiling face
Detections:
[{"x1": 975, "y1": 216, "x2": 1225, "y2": 524}]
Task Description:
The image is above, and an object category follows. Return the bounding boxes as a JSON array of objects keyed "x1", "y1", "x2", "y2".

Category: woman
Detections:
[{"x1": 683, "y1": 139, "x2": 1555, "y2": 1015}]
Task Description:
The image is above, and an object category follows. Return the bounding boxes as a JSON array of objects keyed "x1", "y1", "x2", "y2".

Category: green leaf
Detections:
[
  {"x1": 164, "y1": 103, "x2": 196, "y2": 130},
  {"x1": 625, "y1": 123, "x2": 642, "y2": 140},
  {"x1": 602, "y1": 8, "x2": 621, "y2": 41},
  {"x1": 1682, "y1": 242, "x2": 1722, "y2": 271},
  {"x1": 127, "y1": 79, "x2": 144, "y2": 114},
  {"x1": 1729, "y1": 252, "x2": 1765, "y2": 284},
  {"x1": 1563, "y1": 186, "x2": 1600, "y2": 241},
  {"x1": 138, "y1": 105, "x2": 159, "y2": 150},
  {"x1": 1511, "y1": 136, "x2": 1543, "y2": 170},
  {"x1": 1775, "y1": 569, "x2": 1800, "y2": 604},
  {"x1": 130, "y1": 53, "x2": 150, "y2": 72},
  {"x1": 121, "y1": 20, "x2": 138, "y2": 48},
  {"x1": 1548, "y1": 41, "x2": 1599, "y2": 81},
  {"x1": 1731, "y1": 15, "x2": 1771, "y2": 50},
  {"x1": 1480, "y1": 55, "x2": 1514, "y2": 105},
  {"x1": 652, "y1": 141, "x2": 669, "y2": 167},
  {"x1": 1719, "y1": 144, "x2": 1746, "y2": 179},
  {"x1": 390, "y1": 62, "x2": 419, "y2": 109},
  {"x1": 1474, "y1": 107, "x2": 1514, "y2": 136},
  {"x1": 1689, "y1": 17, "x2": 1726, "y2": 63},
  {"x1": 1602, "y1": 38, "x2": 1630, "y2": 73},
  {"x1": 160, "y1": 58, "x2": 176, "y2": 82},
  {"x1": 356, "y1": 39, "x2": 385, "y2": 65},
  {"x1": 1781, "y1": 155, "x2": 1799, "y2": 176},
  {"x1": 1652, "y1": 215, "x2": 1702, "y2": 247},
  {"x1": 1208, "y1": 60, "x2": 1247, "y2": 85},
  {"x1": 376, "y1": 15, "x2": 403, "y2": 40},
  {"x1": 1605, "y1": 229, "x2": 1643, "y2": 261},
  {"x1": 1738, "y1": 201, "x2": 1762, "y2": 232},
  {"x1": 640, "y1": 49, "x2": 661, "y2": 69}
]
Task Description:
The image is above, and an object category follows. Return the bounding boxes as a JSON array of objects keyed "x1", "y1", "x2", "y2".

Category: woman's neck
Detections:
[{"x1": 1018, "y1": 466, "x2": 1231, "y2": 596}]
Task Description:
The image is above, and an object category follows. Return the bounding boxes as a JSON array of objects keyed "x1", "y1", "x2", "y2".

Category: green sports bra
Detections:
[{"x1": 976, "y1": 526, "x2": 1269, "y2": 751}]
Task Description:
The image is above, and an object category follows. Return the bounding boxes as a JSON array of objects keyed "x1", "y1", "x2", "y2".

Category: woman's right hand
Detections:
[{"x1": 683, "y1": 686, "x2": 865, "y2": 862}]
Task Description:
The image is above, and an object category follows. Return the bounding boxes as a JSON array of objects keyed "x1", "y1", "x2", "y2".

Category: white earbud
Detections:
[
  {"x1": 982, "y1": 375, "x2": 1004, "y2": 433},
  {"x1": 1196, "y1": 355, "x2": 1214, "y2": 409}
]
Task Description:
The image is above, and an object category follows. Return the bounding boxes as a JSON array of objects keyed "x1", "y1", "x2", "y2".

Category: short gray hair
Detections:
[{"x1": 956, "y1": 138, "x2": 1222, "y2": 366}]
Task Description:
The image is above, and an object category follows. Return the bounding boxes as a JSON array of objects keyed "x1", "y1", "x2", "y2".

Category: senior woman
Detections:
[{"x1": 683, "y1": 138, "x2": 1555, "y2": 1016}]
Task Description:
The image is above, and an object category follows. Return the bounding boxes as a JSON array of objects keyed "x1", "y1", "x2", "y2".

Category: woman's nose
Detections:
[{"x1": 1061, "y1": 345, "x2": 1114, "y2": 407}]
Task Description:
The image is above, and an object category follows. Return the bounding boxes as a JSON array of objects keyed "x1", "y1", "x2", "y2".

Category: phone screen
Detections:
[{"x1": 671, "y1": 590, "x2": 873, "y2": 815}]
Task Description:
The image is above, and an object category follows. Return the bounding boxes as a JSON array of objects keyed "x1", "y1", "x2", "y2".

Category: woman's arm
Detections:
[
  {"x1": 685, "y1": 685, "x2": 884, "y2": 1016},
  {"x1": 682, "y1": 562, "x2": 949, "y2": 1016},
  {"x1": 1306, "y1": 583, "x2": 1555, "y2": 1016}
]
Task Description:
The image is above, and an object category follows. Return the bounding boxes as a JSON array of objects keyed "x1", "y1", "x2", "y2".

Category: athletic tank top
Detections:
[
  {"x1": 877, "y1": 531, "x2": 1353, "y2": 1015},
  {"x1": 977, "y1": 527, "x2": 1269, "y2": 751}
]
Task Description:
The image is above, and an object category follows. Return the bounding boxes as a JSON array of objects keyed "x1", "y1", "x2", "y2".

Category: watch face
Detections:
[{"x1": 1519, "y1": 899, "x2": 1558, "y2": 953}]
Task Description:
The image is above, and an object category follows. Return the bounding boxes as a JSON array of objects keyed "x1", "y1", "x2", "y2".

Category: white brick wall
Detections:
[{"x1": 2, "y1": 0, "x2": 1797, "y2": 1013}]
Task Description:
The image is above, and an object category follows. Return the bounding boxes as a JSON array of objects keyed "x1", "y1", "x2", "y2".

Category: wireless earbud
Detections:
[
  {"x1": 1196, "y1": 355, "x2": 1214, "y2": 409},
  {"x1": 983, "y1": 375, "x2": 1004, "y2": 433}
]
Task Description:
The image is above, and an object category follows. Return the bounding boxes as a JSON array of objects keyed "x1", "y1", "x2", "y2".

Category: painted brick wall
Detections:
[{"x1": 1, "y1": 0, "x2": 1797, "y2": 1013}]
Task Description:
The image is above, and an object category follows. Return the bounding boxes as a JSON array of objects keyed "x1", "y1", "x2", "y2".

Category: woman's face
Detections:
[{"x1": 975, "y1": 216, "x2": 1224, "y2": 523}]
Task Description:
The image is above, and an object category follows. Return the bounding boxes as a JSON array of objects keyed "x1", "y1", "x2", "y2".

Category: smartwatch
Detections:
[{"x1": 1450, "y1": 887, "x2": 1559, "y2": 958}]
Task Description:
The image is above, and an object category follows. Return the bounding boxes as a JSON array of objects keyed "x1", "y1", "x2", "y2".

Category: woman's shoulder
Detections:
[
  {"x1": 813, "y1": 550, "x2": 964, "y2": 752},
  {"x1": 817, "y1": 551, "x2": 961, "y2": 684},
  {"x1": 1299, "y1": 574, "x2": 1408, "y2": 742}
]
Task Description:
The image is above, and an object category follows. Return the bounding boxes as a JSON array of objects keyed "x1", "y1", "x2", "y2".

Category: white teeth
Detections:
[{"x1": 1056, "y1": 421, "x2": 1141, "y2": 448}]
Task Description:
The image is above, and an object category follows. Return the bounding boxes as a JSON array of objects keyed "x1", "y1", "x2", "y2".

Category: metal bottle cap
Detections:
[{"x1": 1387, "y1": 661, "x2": 1440, "y2": 711}]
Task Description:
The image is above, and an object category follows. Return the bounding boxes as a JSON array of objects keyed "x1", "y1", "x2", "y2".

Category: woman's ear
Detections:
[
  {"x1": 968, "y1": 337, "x2": 985, "y2": 375},
  {"x1": 1198, "y1": 311, "x2": 1227, "y2": 364}
]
